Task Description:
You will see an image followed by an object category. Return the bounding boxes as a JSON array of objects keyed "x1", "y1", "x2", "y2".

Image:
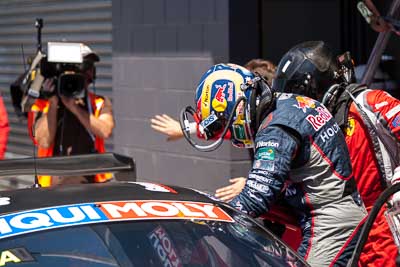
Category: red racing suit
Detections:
[
  {"x1": 343, "y1": 88, "x2": 400, "y2": 267},
  {"x1": 27, "y1": 92, "x2": 112, "y2": 187}
]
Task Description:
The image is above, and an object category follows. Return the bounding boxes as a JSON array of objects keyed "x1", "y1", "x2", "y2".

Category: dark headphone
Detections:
[{"x1": 248, "y1": 73, "x2": 275, "y2": 131}]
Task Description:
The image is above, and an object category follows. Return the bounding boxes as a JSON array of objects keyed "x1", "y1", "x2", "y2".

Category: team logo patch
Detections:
[
  {"x1": 254, "y1": 160, "x2": 275, "y2": 171},
  {"x1": 392, "y1": 115, "x2": 400, "y2": 128},
  {"x1": 306, "y1": 106, "x2": 333, "y2": 131},
  {"x1": 256, "y1": 140, "x2": 279, "y2": 149},
  {"x1": 345, "y1": 118, "x2": 356, "y2": 136},
  {"x1": 211, "y1": 81, "x2": 234, "y2": 112},
  {"x1": 293, "y1": 96, "x2": 316, "y2": 113},
  {"x1": 256, "y1": 147, "x2": 275, "y2": 161}
]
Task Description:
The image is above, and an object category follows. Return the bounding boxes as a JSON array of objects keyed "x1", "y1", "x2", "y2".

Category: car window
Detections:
[{"x1": 0, "y1": 207, "x2": 308, "y2": 267}]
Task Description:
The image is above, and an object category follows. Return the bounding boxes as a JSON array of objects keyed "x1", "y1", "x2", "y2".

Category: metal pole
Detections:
[{"x1": 361, "y1": 0, "x2": 400, "y2": 85}]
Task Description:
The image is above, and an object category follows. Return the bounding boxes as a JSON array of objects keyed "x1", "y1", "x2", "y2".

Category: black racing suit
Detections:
[{"x1": 231, "y1": 93, "x2": 367, "y2": 267}]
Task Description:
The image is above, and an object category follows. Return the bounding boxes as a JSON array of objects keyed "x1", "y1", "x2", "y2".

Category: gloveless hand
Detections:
[
  {"x1": 60, "y1": 96, "x2": 80, "y2": 114},
  {"x1": 215, "y1": 177, "x2": 247, "y2": 202},
  {"x1": 150, "y1": 114, "x2": 184, "y2": 141}
]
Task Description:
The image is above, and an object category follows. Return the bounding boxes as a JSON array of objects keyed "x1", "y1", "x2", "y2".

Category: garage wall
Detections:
[{"x1": 112, "y1": 0, "x2": 253, "y2": 192}]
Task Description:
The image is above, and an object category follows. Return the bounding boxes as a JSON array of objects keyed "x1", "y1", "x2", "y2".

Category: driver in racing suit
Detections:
[
  {"x1": 273, "y1": 40, "x2": 400, "y2": 267},
  {"x1": 181, "y1": 63, "x2": 367, "y2": 267}
]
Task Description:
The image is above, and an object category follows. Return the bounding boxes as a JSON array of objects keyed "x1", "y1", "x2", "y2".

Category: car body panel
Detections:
[{"x1": 0, "y1": 154, "x2": 310, "y2": 266}]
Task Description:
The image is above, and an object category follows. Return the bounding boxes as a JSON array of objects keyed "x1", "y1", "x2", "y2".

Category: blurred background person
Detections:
[{"x1": 28, "y1": 45, "x2": 114, "y2": 186}]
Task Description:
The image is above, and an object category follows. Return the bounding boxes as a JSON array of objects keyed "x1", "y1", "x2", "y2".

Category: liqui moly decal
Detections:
[
  {"x1": 98, "y1": 201, "x2": 234, "y2": 222},
  {"x1": 0, "y1": 201, "x2": 234, "y2": 239},
  {"x1": 306, "y1": 106, "x2": 333, "y2": 131},
  {"x1": 0, "y1": 204, "x2": 106, "y2": 239}
]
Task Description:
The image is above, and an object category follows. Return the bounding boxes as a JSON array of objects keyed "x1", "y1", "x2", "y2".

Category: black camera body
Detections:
[
  {"x1": 40, "y1": 42, "x2": 89, "y2": 99},
  {"x1": 40, "y1": 59, "x2": 86, "y2": 99}
]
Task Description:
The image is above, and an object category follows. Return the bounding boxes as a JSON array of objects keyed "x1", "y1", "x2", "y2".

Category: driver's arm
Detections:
[{"x1": 230, "y1": 125, "x2": 298, "y2": 217}]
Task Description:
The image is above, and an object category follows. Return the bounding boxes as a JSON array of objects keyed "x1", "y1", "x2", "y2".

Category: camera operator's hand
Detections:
[
  {"x1": 59, "y1": 95, "x2": 114, "y2": 140},
  {"x1": 34, "y1": 78, "x2": 58, "y2": 149},
  {"x1": 60, "y1": 96, "x2": 79, "y2": 114},
  {"x1": 42, "y1": 78, "x2": 58, "y2": 104}
]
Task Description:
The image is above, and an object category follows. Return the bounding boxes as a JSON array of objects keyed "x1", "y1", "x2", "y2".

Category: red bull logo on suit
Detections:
[{"x1": 306, "y1": 106, "x2": 333, "y2": 131}]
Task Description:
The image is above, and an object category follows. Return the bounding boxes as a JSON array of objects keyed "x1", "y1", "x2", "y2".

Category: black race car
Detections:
[{"x1": 0, "y1": 153, "x2": 309, "y2": 266}]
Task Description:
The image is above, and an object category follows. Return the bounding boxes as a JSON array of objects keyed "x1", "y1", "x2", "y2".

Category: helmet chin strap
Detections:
[{"x1": 179, "y1": 96, "x2": 247, "y2": 152}]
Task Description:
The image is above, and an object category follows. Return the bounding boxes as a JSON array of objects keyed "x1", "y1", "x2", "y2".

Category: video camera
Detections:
[
  {"x1": 40, "y1": 42, "x2": 96, "y2": 99},
  {"x1": 10, "y1": 18, "x2": 99, "y2": 117}
]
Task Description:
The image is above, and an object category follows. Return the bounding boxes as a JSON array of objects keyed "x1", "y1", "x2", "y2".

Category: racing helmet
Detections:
[
  {"x1": 272, "y1": 41, "x2": 347, "y2": 101},
  {"x1": 180, "y1": 63, "x2": 275, "y2": 151}
]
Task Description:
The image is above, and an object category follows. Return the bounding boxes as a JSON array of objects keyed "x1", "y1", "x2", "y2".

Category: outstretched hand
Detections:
[
  {"x1": 215, "y1": 177, "x2": 247, "y2": 202},
  {"x1": 150, "y1": 114, "x2": 184, "y2": 141}
]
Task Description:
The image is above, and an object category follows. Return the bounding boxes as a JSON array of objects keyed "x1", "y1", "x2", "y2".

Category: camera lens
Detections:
[{"x1": 58, "y1": 73, "x2": 85, "y2": 98}]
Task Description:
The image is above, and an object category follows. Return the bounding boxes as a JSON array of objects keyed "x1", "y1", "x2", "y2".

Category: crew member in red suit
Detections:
[{"x1": 273, "y1": 40, "x2": 400, "y2": 267}]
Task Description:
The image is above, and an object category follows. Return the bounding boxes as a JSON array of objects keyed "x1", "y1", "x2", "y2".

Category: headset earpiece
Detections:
[{"x1": 252, "y1": 76, "x2": 275, "y2": 130}]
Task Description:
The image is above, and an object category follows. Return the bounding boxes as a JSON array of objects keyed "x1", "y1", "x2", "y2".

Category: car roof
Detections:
[{"x1": 0, "y1": 182, "x2": 216, "y2": 215}]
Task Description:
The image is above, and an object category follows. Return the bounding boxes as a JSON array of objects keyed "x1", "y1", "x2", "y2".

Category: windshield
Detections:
[{"x1": 0, "y1": 208, "x2": 307, "y2": 267}]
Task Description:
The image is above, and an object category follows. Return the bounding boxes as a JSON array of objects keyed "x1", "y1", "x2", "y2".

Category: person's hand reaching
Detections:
[
  {"x1": 151, "y1": 114, "x2": 184, "y2": 141},
  {"x1": 215, "y1": 177, "x2": 247, "y2": 202}
]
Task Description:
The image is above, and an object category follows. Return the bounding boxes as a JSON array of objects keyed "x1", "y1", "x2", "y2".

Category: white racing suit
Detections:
[{"x1": 231, "y1": 93, "x2": 367, "y2": 267}]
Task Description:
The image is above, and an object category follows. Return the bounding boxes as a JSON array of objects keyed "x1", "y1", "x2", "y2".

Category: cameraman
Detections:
[{"x1": 28, "y1": 45, "x2": 114, "y2": 186}]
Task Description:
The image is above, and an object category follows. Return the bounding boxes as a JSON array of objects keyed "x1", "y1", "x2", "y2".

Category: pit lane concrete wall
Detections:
[{"x1": 112, "y1": 0, "x2": 259, "y2": 192}]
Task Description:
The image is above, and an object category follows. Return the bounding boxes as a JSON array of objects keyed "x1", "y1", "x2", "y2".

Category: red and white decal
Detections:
[
  {"x1": 135, "y1": 182, "x2": 177, "y2": 194},
  {"x1": 306, "y1": 106, "x2": 332, "y2": 131},
  {"x1": 214, "y1": 84, "x2": 226, "y2": 103},
  {"x1": 149, "y1": 226, "x2": 182, "y2": 267},
  {"x1": 98, "y1": 200, "x2": 234, "y2": 222},
  {"x1": 227, "y1": 82, "x2": 234, "y2": 102}
]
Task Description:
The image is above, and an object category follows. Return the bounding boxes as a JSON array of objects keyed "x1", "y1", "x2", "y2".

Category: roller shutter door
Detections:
[{"x1": 0, "y1": 0, "x2": 112, "y2": 188}]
